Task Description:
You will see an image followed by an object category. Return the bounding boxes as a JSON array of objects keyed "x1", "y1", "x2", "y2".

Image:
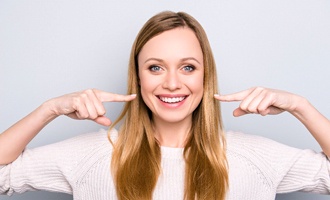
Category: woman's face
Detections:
[{"x1": 138, "y1": 27, "x2": 204, "y2": 124}]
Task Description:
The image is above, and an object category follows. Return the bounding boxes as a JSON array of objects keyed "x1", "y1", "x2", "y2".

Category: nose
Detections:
[{"x1": 162, "y1": 71, "x2": 182, "y2": 91}]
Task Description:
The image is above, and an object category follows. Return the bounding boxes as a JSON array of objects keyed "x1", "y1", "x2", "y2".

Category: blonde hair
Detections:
[{"x1": 109, "y1": 11, "x2": 228, "y2": 200}]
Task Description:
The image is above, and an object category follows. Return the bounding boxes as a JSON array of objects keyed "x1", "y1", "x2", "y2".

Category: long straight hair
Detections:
[{"x1": 109, "y1": 11, "x2": 228, "y2": 200}]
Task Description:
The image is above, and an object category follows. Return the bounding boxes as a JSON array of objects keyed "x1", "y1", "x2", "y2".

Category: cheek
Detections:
[
  {"x1": 188, "y1": 74, "x2": 204, "y2": 95},
  {"x1": 140, "y1": 77, "x2": 155, "y2": 94},
  {"x1": 139, "y1": 81, "x2": 152, "y2": 110},
  {"x1": 139, "y1": 75, "x2": 160, "y2": 105}
]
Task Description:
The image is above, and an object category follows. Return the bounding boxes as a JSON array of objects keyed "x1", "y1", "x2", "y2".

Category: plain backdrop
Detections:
[{"x1": 1, "y1": 0, "x2": 330, "y2": 199}]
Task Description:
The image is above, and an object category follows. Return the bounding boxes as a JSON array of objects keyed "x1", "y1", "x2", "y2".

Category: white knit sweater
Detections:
[{"x1": 1, "y1": 129, "x2": 329, "y2": 200}]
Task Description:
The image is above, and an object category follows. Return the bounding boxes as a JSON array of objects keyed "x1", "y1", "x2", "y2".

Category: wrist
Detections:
[
  {"x1": 289, "y1": 96, "x2": 311, "y2": 119},
  {"x1": 38, "y1": 100, "x2": 60, "y2": 122}
]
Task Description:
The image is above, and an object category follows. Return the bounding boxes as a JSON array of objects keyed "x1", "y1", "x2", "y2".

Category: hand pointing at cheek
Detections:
[
  {"x1": 46, "y1": 89, "x2": 137, "y2": 126},
  {"x1": 214, "y1": 87, "x2": 303, "y2": 117}
]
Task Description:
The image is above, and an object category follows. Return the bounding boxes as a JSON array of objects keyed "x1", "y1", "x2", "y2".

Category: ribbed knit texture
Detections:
[{"x1": 1, "y1": 129, "x2": 329, "y2": 200}]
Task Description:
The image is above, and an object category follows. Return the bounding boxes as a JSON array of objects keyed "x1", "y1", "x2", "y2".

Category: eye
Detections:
[
  {"x1": 149, "y1": 65, "x2": 162, "y2": 72},
  {"x1": 182, "y1": 65, "x2": 195, "y2": 72}
]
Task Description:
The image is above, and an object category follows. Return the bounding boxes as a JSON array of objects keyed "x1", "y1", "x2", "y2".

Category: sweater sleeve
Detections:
[
  {"x1": 276, "y1": 148, "x2": 330, "y2": 194},
  {"x1": 0, "y1": 129, "x2": 112, "y2": 196},
  {"x1": 226, "y1": 131, "x2": 330, "y2": 195}
]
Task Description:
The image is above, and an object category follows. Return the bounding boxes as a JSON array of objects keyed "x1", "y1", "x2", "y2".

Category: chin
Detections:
[{"x1": 156, "y1": 113, "x2": 191, "y2": 124}]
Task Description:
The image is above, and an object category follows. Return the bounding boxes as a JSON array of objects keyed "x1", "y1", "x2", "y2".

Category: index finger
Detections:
[
  {"x1": 214, "y1": 88, "x2": 254, "y2": 102},
  {"x1": 96, "y1": 90, "x2": 137, "y2": 102}
]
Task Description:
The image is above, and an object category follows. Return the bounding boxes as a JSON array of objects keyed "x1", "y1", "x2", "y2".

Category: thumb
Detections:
[
  {"x1": 233, "y1": 108, "x2": 248, "y2": 117},
  {"x1": 93, "y1": 116, "x2": 112, "y2": 126}
]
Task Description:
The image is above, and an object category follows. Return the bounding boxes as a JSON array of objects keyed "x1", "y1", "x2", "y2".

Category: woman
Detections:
[{"x1": 1, "y1": 11, "x2": 330, "y2": 200}]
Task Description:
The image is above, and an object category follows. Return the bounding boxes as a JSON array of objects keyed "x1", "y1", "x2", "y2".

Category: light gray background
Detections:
[{"x1": 1, "y1": 0, "x2": 329, "y2": 199}]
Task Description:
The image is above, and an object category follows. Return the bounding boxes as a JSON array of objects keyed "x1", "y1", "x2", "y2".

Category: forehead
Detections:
[{"x1": 138, "y1": 27, "x2": 203, "y2": 63}]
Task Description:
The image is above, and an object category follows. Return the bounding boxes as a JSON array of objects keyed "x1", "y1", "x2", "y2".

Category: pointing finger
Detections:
[
  {"x1": 95, "y1": 90, "x2": 137, "y2": 102},
  {"x1": 109, "y1": 93, "x2": 137, "y2": 102},
  {"x1": 214, "y1": 88, "x2": 254, "y2": 102}
]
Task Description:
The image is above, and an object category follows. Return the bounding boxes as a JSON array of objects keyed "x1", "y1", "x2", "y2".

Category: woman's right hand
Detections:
[
  {"x1": 0, "y1": 89, "x2": 136, "y2": 164},
  {"x1": 46, "y1": 89, "x2": 136, "y2": 126}
]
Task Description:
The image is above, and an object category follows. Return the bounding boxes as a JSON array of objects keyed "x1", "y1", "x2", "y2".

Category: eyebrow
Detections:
[{"x1": 144, "y1": 57, "x2": 201, "y2": 64}]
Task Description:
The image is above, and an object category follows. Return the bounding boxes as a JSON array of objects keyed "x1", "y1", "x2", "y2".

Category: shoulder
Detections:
[
  {"x1": 226, "y1": 130, "x2": 300, "y2": 155},
  {"x1": 39, "y1": 128, "x2": 118, "y2": 176},
  {"x1": 23, "y1": 128, "x2": 118, "y2": 167},
  {"x1": 225, "y1": 131, "x2": 302, "y2": 175},
  {"x1": 48, "y1": 128, "x2": 118, "y2": 149},
  {"x1": 225, "y1": 131, "x2": 301, "y2": 190}
]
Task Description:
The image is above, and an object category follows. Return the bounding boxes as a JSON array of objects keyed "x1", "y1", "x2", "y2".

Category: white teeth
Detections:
[{"x1": 160, "y1": 96, "x2": 185, "y2": 103}]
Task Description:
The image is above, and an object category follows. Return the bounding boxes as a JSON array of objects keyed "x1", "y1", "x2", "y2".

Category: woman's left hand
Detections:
[{"x1": 214, "y1": 87, "x2": 304, "y2": 117}]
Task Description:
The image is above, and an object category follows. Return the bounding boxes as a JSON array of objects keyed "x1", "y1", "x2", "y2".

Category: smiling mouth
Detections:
[{"x1": 158, "y1": 96, "x2": 187, "y2": 103}]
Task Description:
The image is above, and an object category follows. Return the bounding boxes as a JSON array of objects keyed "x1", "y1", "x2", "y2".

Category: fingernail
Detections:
[{"x1": 130, "y1": 94, "x2": 137, "y2": 97}]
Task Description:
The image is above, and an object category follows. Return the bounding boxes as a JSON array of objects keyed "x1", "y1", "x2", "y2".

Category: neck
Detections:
[{"x1": 152, "y1": 117, "x2": 192, "y2": 148}]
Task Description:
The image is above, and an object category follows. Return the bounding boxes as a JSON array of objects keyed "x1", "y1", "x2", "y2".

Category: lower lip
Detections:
[{"x1": 158, "y1": 97, "x2": 187, "y2": 108}]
